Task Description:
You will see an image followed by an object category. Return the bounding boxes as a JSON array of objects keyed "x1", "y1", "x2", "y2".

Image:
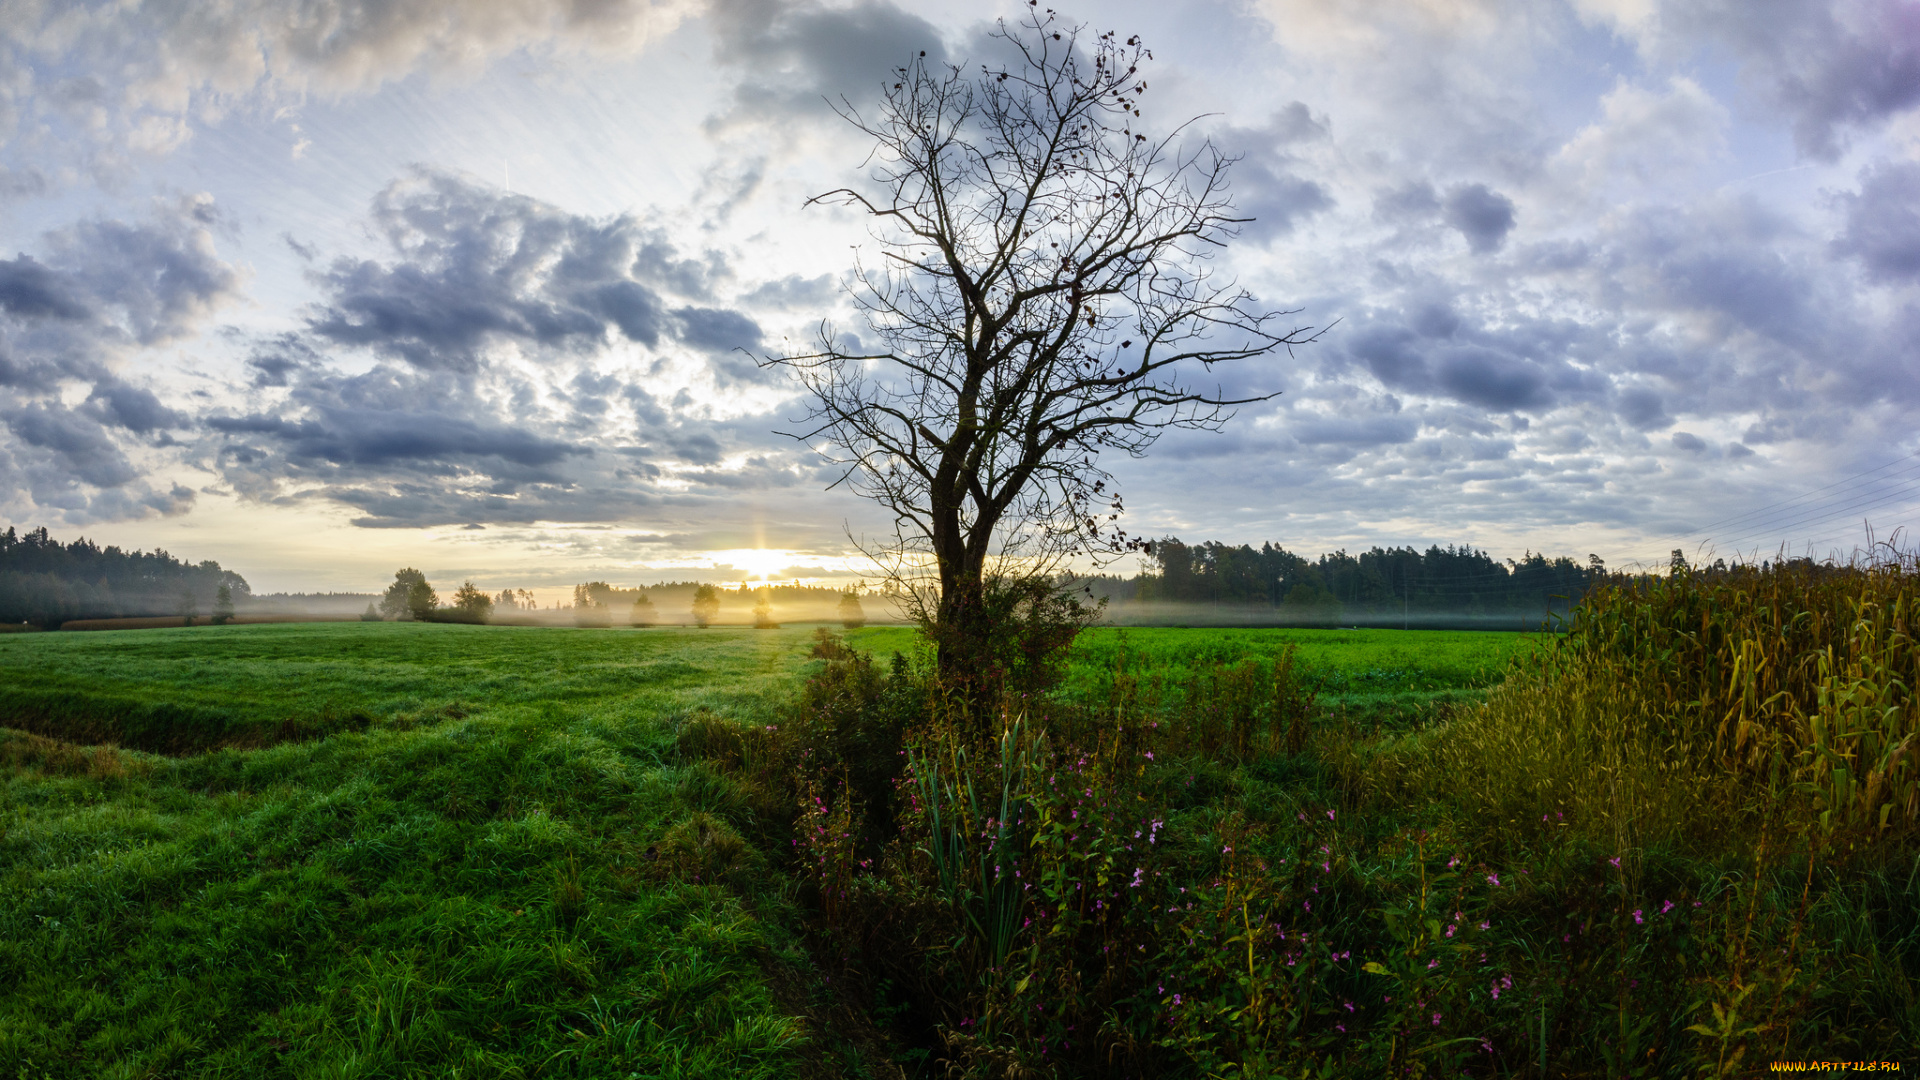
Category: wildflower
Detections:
[
  {"x1": 1480, "y1": 921, "x2": 1490, "y2": 931},
  {"x1": 1445, "y1": 924, "x2": 1455, "y2": 938},
  {"x1": 1432, "y1": 1012, "x2": 1442, "y2": 1026},
  {"x1": 1487, "y1": 873, "x2": 1500, "y2": 887},
  {"x1": 1661, "y1": 899, "x2": 1674, "y2": 915},
  {"x1": 1633, "y1": 909, "x2": 1643, "y2": 925},
  {"x1": 1428, "y1": 959, "x2": 1439, "y2": 969},
  {"x1": 1447, "y1": 854, "x2": 1460, "y2": 868},
  {"x1": 1304, "y1": 900, "x2": 1312, "y2": 912},
  {"x1": 1343, "y1": 1001, "x2": 1355, "y2": 1012},
  {"x1": 1609, "y1": 856, "x2": 1621, "y2": 869},
  {"x1": 1336, "y1": 1023, "x2": 1346, "y2": 1033},
  {"x1": 1327, "y1": 809, "x2": 1336, "y2": 820},
  {"x1": 1490, "y1": 985, "x2": 1500, "y2": 1000},
  {"x1": 1172, "y1": 994, "x2": 1182, "y2": 1005}
]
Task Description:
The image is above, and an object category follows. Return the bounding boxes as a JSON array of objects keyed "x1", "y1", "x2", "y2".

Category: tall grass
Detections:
[{"x1": 735, "y1": 559, "x2": 1920, "y2": 1077}]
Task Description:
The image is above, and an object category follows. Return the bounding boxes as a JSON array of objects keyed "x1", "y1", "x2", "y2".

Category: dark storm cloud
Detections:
[
  {"x1": 1442, "y1": 184, "x2": 1516, "y2": 255},
  {"x1": 1340, "y1": 307, "x2": 1580, "y2": 414},
  {"x1": 305, "y1": 171, "x2": 759, "y2": 372},
  {"x1": 1833, "y1": 160, "x2": 1920, "y2": 283},
  {"x1": 85, "y1": 378, "x2": 189, "y2": 434},
  {"x1": 0, "y1": 255, "x2": 92, "y2": 321},
  {"x1": 707, "y1": 0, "x2": 949, "y2": 121},
  {"x1": 1433, "y1": 346, "x2": 1551, "y2": 410},
  {"x1": 5, "y1": 403, "x2": 139, "y2": 488}
]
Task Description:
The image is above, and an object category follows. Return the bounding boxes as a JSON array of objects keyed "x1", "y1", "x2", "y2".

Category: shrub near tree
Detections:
[
  {"x1": 212, "y1": 583, "x2": 234, "y2": 625},
  {"x1": 630, "y1": 594, "x2": 656, "y2": 627},
  {"x1": 690, "y1": 584, "x2": 720, "y2": 628}
]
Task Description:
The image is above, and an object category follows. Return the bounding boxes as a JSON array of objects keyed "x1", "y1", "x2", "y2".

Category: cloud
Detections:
[
  {"x1": 0, "y1": 0, "x2": 698, "y2": 206},
  {"x1": 706, "y1": 0, "x2": 949, "y2": 125},
  {"x1": 1552, "y1": 76, "x2": 1729, "y2": 192},
  {"x1": 0, "y1": 197, "x2": 236, "y2": 524},
  {"x1": 1833, "y1": 160, "x2": 1920, "y2": 283},
  {"x1": 194, "y1": 169, "x2": 832, "y2": 533},
  {"x1": 1221, "y1": 104, "x2": 1336, "y2": 240},
  {"x1": 306, "y1": 170, "x2": 758, "y2": 372},
  {"x1": 1442, "y1": 183, "x2": 1516, "y2": 254},
  {"x1": 1582, "y1": 0, "x2": 1920, "y2": 162}
]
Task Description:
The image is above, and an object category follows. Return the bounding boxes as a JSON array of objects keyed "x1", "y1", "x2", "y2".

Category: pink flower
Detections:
[
  {"x1": 1432, "y1": 1012, "x2": 1442, "y2": 1026},
  {"x1": 1487, "y1": 873, "x2": 1501, "y2": 887},
  {"x1": 1661, "y1": 899, "x2": 1674, "y2": 915},
  {"x1": 1609, "y1": 856, "x2": 1621, "y2": 869},
  {"x1": 1633, "y1": 909, "x2": 1644, "y2": 925}
]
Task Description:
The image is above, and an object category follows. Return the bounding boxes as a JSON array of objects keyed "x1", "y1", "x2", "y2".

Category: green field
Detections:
[
  {"x1": 10, "y1": 606, "x2": 1909, "y2": 1076},
  {"x1": 0, "y1": 621, "x2": 1526, "y2": 1078},
  {"x1": 0, "y1": 623, "x2": 832, "y2": 1079}
]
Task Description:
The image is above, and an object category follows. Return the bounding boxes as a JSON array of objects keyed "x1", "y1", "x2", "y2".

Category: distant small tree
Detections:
[
  {"x1": 212, "y1": 583, "x2": 235, "y2": 625},
  {"x1": 691, "y1": 584, "x2": 721, "y2": 628},
  {"x1": 178, "y1": 586, "x2": 198, "y2": 627},
  {"x1": 452, "y1": 581, "x2": 493, "y2": 621},
  {"x1": 838, "y1": 589, "x2": 866, "y2": 630},
  {"x1": 752, "y1": 587, "x2": 778, "y2": 629},
  {"x1": 631, "y1": 594, "x2": 656, "y2": 627},
  {"x1": 361, "y1": 602, "x2": 382, "y2": 622},
  {"x1": 406, "y1": 578, "x2": 439, "y2": 621},
  {"x1": 381, "y1": 568, "x2": 427, "y2": 620}
]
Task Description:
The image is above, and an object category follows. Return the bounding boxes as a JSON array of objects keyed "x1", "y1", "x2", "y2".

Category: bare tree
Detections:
[{"x1": 771, "y1": 11, "x2": 1319, "y2": 700}]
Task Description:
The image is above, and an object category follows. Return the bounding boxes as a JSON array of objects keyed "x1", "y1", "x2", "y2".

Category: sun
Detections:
[{"x1": 724, "y1": 549, "x2": 790, "y2": 581}]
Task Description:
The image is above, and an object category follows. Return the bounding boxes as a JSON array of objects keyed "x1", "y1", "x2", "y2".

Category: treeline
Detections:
[
  {"x1": 1081, "y1": 537, "x2": 1603, "y2": 617},
  {"x1": 0, "y1": 526, "x2": 250, "y2": 628},
  {"x1": 570, "y1": 581, "x2": 859, "y2": 612}
]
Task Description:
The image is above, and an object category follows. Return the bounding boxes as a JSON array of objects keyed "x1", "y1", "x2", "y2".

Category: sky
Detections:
[{"x1": 1, "y1": 0, "x2": 1917, "y2": 598}]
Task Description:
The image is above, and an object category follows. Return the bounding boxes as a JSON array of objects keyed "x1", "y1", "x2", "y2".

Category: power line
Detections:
[{"x1": 1596, "y1": 450, "x2": 1920, "y2": 567}]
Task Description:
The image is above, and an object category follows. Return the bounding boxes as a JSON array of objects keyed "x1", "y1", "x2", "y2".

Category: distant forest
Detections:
[
  {"x1": 3, "y1": 523, "x2": 1608, "y2": 630},
  {"x1": 1081, "y1": 538, "x2": 1603, "y2": 620},
  {"x1": 0, "y1": 526, "x2": 250, "y2": 628}
]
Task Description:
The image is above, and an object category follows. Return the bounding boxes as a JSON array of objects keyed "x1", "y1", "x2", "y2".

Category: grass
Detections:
[
  {"x1": 0, "y1": 622, "x2": 840, "y2": 1079},
  {"x1": 0, "y1": 620, "x2": 1510, "y2": 1078},
  {"x1": 854, "y1": 624, "x2": 1539, "y2": 724},
  {"x1": 21, "y1": 602, "x2": 1907, "y2": 1078}
]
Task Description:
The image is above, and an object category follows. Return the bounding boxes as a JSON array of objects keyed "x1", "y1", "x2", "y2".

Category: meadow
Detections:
[{"x1": 2, "y1": 582, "x2": 1915, "y2": 1077}]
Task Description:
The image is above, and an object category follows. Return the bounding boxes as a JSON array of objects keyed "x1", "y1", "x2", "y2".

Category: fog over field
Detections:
[{"x1": 1, "y1": 0, "x2": 1917, "y2": 592}]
